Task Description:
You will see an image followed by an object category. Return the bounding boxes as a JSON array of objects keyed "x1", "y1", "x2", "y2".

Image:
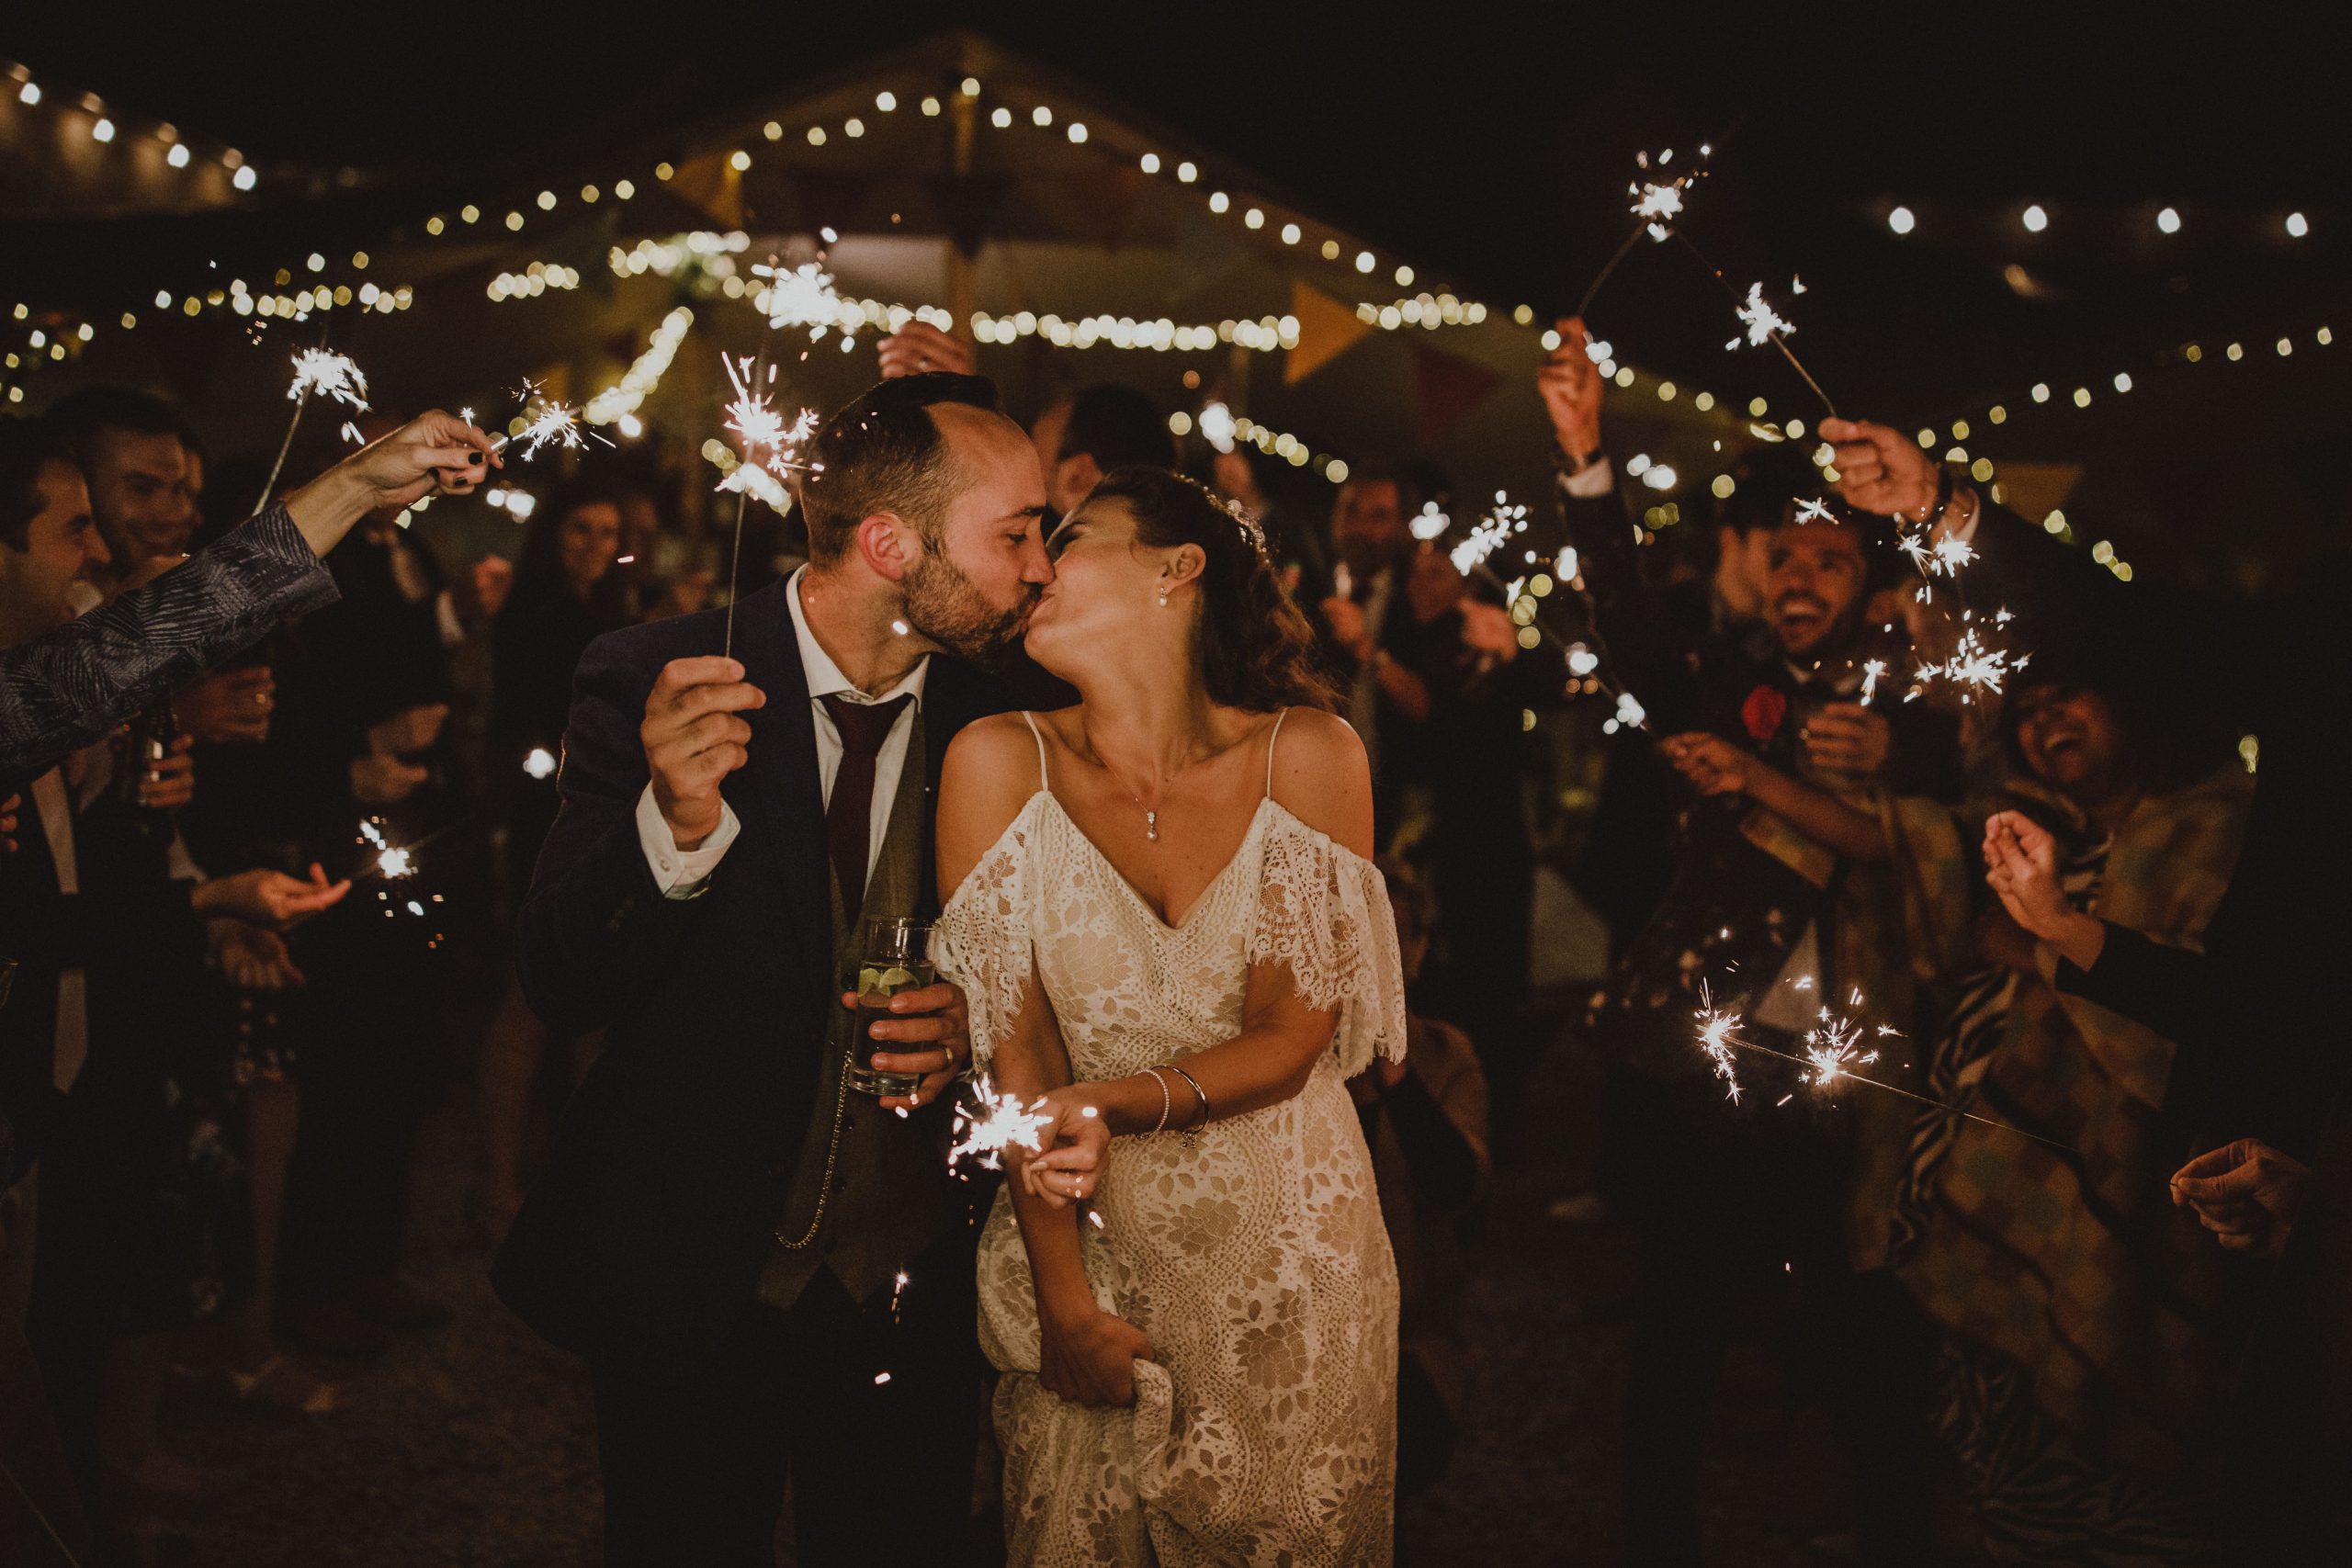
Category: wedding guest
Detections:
[
  {"x1": 1317, "y1": 462, "x2": 1435, "y2": 843},
  {"x1": 44, "y1": 387, "x2": 199, "y2": 595},
  {"x1": 1213, "y1": 438, "x2": 1332, "y2": 604},
  {"x1": 271, "y1": 412, "x2": 473, "y2": 1356},
  {"x1": 1029, "y1": 384, "x2": 1177, "y2": 518},
  {"x1": 1351, "y1": 861, "x2": 1490, "y2": 1506},
  {"x1": 477, "y1": 481, "x2": 629, "y2": 1231},
  {"x1": 1894, "y1": 630, "x2": 2250, "y2": 1559},
  {"x1": 0, "y1": 412, "x2": 497, "y2": 788},
  {"x1": 1541, "y1": 317, "x2": 1962, "y2": 1565},
  {"x1": 0, "y1": 433, "x2": 355, "y2": 1518}
]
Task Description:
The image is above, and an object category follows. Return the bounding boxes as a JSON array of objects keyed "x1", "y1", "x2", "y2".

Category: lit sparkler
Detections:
[
  {"x1": 1692, "y1": 983, "x2": 1745, "y2": 1103},
  {"x1": 288, "y1": 348, "x2": 370, "y2": 412},
  {"x1": 1447, "y1": 491, "x2": 1532, "y2": 576},
  {"x1": 255, "y1": 346, "x2": 371, "y2": 510},
  {"x1": 1577, "y1": 143, "x2": 1717, "y2": 315},
  {"x1": 522, "y1": 747, "x2": 557, "y2": 780},
  {"x1": 1800, "y1": 992, "x2": 1885, "y2": 1089},
  {"x1": 1910, "y1": 615, "x2": 2027, "y2": 705},
  {"x1": 948, "y1": 1077, "x2": 1055, "y2": 1172},
  {"x1": 358, "y1": 818, "x2": 413, "y2": 880},
  {"x1": 1728, "y1": 280, "x2": 1798, "y2": 350},
  {"x1": 1409, "y1": 501, "x2": 1452, "y2": 542},
  {"x1": 753, "y1": 260, "x2": 850, "y2": 338},
  {"x1": 1859, "y1": 658, "x2": 1888, "y2": 705}
]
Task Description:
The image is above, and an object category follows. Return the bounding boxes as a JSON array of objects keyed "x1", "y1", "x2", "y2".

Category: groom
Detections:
[{"x1": 493, "y1": 373, "x2": 1055, "y2": 1565}]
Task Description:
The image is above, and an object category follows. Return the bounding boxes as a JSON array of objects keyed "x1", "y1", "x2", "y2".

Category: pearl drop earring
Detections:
[{"x1": 1157, "y1": 591, "x2": 1170, "y2": 607}]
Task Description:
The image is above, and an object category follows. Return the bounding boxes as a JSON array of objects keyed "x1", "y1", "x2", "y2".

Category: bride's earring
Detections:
[{"x1": 1156, "y1": 588, "x2": 1170, "y2": 607}]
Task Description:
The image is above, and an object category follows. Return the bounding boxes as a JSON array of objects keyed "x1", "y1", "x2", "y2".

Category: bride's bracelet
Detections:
[
  {"x1": 1166, "y1": 1064, "x2": 1211, "y2": 1130},
  {"x1": 1141, "y1": 1066, "x2": 1173, "y2": 1134}
]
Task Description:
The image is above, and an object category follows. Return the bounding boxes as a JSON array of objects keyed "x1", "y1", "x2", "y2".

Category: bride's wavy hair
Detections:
[{"x1": 1082, "y1": 465, "x2": 1337, "y2": 714}]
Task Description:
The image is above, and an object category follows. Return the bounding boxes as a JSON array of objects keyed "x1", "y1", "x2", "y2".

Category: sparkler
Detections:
[
  {"x1": 1574, "y1": 144, "x2": 1716, "y2": 317},
  {"x1": 255, "y1": 346, "x2": 369, "y2": 511},
  {"x1": 1674, "y1": 233, "x2": 1839, "y2": 416},
  {"x1": 1446, "y1": 491, "x2": 1532, "y2": 576},
  {"x1": 358, "y1": 818, "x2": 412, "y2": 880},
  {"x1": 501, "y1": 386, "x2": 614, "y2": 462},
  {"x1": 752, "y1": 260, "x2": 852, "y2": 339},
  {"x1": 522, "y1": 747, "x2": 557, "y2": 780},
  {"x1": 1909, "y1": 614, "x2": 2028, "y2": 705},
  {"x1": 1728, "y1": 280, "x2": 1798, "y2": 350},
  {"x1": 1693, "y1": 983, "x2": 1745, "y2": 1103},
  {"x1": 710, "y1": 352, "x2": 821, "y2": 658},
  {"x1": 947, "y1": 1077, "x2": 1056, "y2": 1172},
  {"x1": 1689, "y1": 973, "x2": 2115, "y2": 1165}
]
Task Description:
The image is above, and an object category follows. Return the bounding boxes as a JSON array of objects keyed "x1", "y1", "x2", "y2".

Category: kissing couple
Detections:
[{"x1": 492, "y1": 371, "x2": 1408, "y2": 1566}]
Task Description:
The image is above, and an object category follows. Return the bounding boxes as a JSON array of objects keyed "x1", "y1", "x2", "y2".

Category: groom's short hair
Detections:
[{"x1": 800, "y1": 372, "x2": 1003, "y2": 563}]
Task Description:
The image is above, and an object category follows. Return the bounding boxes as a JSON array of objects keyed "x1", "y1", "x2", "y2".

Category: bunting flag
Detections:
[
  {"x1": 1414, "y1": 341, "x2": 1502, "y2": 443},
  {"x1": 1283, "y1": 280, "x2": 1374, "y2": 385}
]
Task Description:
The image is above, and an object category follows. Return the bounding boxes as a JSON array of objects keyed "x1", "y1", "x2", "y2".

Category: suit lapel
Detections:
[{"x1": 730, "y1": 581, "x2": 832, "y2": 998}]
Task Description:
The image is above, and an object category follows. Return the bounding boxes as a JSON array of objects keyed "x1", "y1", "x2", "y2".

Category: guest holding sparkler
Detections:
[
  {"x1": 1540, "y1": 318, "x2": 1963, "y2": 1565},
  {"x1": 0, "y1": 410, "x2": 498, "y2": 786},
  {"x1": 1890, "y1": 626, "x2": 2249, "y2": 1561},
  {"x1": 1317, "y1": 462, "x2": 1437, "y2": 843}
]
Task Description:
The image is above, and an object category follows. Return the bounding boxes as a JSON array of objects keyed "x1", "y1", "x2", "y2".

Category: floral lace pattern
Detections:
[{"x1": 933, "y1": 788, "x2": 1406, "y2": 1566}]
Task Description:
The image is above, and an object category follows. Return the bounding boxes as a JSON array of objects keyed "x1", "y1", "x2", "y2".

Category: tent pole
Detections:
[{"x1": 945, "y1": 90, "x2": 978, "y2": 354}]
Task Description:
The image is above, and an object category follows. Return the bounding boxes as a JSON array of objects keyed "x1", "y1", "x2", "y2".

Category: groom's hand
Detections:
[
  {"x1": 839, "y1": 978, "x2": 969, "y2": 1110},
  {"x1": 643, "y1": 657, "x2": 764, "y2": 850}
]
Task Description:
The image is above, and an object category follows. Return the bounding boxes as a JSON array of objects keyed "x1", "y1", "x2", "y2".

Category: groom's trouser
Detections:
[{"x1": 593, "y1": 1240, "x2": 980, "y2": 1568}]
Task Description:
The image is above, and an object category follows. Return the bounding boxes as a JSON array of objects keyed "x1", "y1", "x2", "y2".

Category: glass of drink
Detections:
[{"x1": 849, "y1": 918, "x2": 934, "y2": 1098}]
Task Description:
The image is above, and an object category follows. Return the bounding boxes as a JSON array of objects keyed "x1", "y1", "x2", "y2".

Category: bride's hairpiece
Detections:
[{"x1": 1223, "y1": 496, "x2": 1269, "y2": 558}]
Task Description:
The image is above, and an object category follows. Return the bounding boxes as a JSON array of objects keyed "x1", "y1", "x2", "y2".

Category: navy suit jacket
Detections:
[{"x1": 490, "y1": 581, "x2": 1027, "y2": 1378}]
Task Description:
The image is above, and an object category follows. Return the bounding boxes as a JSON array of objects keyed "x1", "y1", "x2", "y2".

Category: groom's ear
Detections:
[{"x1": 852, "y1": 511, "x2": 916, "y2": 581}]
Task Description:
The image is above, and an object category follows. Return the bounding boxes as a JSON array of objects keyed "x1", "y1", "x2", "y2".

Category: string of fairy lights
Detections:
[
  {"x1": 1, "y1": 59, "x2": 2339, "y2": 525},
  {"x1": 2, "y1": 57, "x2": 264, "y2": 193}
]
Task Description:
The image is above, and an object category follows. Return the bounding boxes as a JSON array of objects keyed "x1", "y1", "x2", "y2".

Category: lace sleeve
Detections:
[
  {"x1": 931, "y1": 805, "x2": 1038, "y2": 1077},
  {"x1": 1249, "y1": 812, "x2": 1408, "y2": 1076}
]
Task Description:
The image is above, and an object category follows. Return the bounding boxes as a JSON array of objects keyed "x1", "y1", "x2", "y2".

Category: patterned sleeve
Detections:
[
  {"x1": 0, "y1": 505, "x2": 336, "y2": 786},
  {"x1": 1250, "y1": 814, "x2": 1408, "y2": 1076},
  {"x1": 931, "y1": 805, "x2": 1039, "y2": 1077}
]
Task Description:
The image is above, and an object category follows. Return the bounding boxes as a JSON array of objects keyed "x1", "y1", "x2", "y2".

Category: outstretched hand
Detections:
[
  {"x1": 2171, "y1": 1138, "x2": 2312, "y2": 1258},
  {"x1": 1536, "y1": 315, "x2": 1604, "y2": 457},
  {"x1": 876, "y1": 321, "x2": 976, "y2": 380},
  {"x1": 1819, "y1": 418, "x2": 1939, "y2": 522}
]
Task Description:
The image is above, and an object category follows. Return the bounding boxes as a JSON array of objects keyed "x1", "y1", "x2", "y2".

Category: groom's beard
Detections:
[{"x1": 901, "y1": 548, "x2": 1035, "y2": 671}]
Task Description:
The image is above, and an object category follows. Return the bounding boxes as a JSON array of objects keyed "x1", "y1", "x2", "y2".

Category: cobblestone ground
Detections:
[{"x1": 143, "y1": 1021, "x2": 1939, "y2": 1567}]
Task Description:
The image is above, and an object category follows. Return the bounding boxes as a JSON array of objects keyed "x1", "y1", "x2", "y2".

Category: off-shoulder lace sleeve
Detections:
[
  {"x1": 931, "y1": 800, "x2": 1041, "y2": 1077},
  {"x1": 1249, "y1": 809, "x2": 1408, "y2": 1076}
]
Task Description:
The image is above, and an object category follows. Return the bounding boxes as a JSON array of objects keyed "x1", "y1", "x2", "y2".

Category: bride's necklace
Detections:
[{"x1": 1080, "y1": 722, "x2": 1198, "y2": 843}]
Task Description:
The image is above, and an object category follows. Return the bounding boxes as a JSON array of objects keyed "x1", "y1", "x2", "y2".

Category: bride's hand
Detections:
[
  {"x1": 1038, "y1": 1300, "x2": 1153, "y2": 1407},
  {"x1": 1020, "y1": 1087, "x2": 1111, "y2": 1210}
]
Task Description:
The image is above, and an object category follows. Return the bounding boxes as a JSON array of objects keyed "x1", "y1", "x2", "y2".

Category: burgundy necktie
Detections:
[{"x1": 820, "y1": 694, "x2": 911, "y2": 919}]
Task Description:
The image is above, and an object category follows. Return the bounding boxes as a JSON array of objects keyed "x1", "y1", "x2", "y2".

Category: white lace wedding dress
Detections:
[{"x1": 933, "y1": 710, "x2": 1408, "y2": 1566}]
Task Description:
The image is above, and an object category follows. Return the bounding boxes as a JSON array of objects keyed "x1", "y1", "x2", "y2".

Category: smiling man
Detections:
[
  {"x1": 44, "y1": 387, "x2": 199, "y2": 592},
  {"x1": 1536, "y1": 317, "x2": 1966, "y2": 1565}
]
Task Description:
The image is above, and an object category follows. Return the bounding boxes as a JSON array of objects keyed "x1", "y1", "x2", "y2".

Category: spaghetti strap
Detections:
[
  {"x1": 1019, "y1": 710, "x2": 1048, "y2": 791},
  {"x1": 1263, "y1": 706, "x2": 1290, "y2": 798}
]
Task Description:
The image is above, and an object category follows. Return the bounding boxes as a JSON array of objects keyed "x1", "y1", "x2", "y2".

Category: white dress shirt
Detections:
[{"x1": 638, "y1": 566, "x2": 929, "y2": 898}]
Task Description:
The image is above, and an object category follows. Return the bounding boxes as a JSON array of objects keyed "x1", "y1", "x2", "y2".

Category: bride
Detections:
[{"x1": 933, "y1": 467, "x2": 1407, "y2": 1565}]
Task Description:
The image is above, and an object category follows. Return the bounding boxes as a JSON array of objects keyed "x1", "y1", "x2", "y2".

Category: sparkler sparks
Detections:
[
  {"x1": 1910, "y1": 616, "x2": 2028, "y2": 705},
  {"x1": 1409, "y1": 501, "x2": 1452, "y2": 542},
  {"x1": 288, "y1": 348, "x2": 370, "y2": 412},
  {"x1": 1447, "y1": 492, "x2": 1531, "y2": 575},
  {"x1": 1860, "y1": 658, "x2": 1888, "y2": 705},
  {"x1": 752, "y1": 260, "x2": 851, "y2": 338},
  {"x1": 1692, "y1": 984, "x2": 1745, "y2": 1103},
  {"x1": 948, "y1": 1077, "x2": 1055, "y2": 1172},
  {"x1": 509, "y1": 393, "x2": 609, "y2": 461},
  {"x1": 1729, "y1": 280, "x2": 1798, "y2": 350},
  {"x1": 1801, "y1": 993, "x2": 1886, "y2": 1089},
  {"x1": 522, "y1": 747, "x2": 557, "y2": 780},
  {"x1": 357, "y1": 818, "x2": 413, "y2": 880}
]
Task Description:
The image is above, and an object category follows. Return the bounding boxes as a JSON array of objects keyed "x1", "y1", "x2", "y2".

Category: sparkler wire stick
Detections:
[
  {"x1": 0, "y1": 1452, "x2": 85, "y2": 1568},
  {"x1": 1673, "y1": 231, "x2": 1838, "y2": 418},
  {"x1": 1573, "y1": 224, "x2": 1648, "y2": 320},
  {"x1": 720, "y1": 340, "x2": 771, "y2": 662},
  {"x1": 254, "y1": 322, "x2": 347, "y2": 512},
  {"x1": 1706, "y1": 1022, "x2": 2141, "y2": 1171}
]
